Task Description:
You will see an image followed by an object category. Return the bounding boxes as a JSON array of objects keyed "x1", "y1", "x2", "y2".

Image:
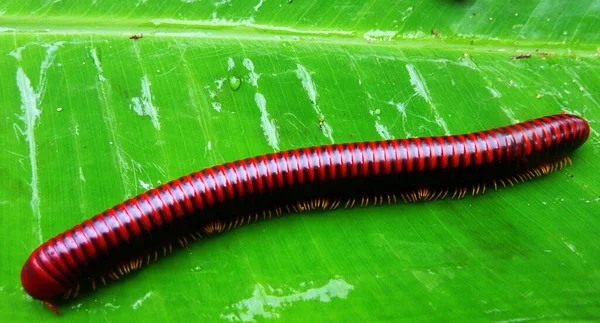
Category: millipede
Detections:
[{"x1": 21, "y1": 113, "x2": 590, "y2": 315}]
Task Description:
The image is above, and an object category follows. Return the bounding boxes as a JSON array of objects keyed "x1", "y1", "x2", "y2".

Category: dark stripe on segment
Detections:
[
  {"x1": 72, "y1": 225, "x2": 97, "y2": 260},
  {"x1": 82, "y1": 219, "x2": 108, "y2": 260},
  {"x1": 549, "y1": 115, "x2": 572, "y2": 147},
  {"x1": 346, "y1": 143, "x2": 359, "y2": 178},
  {"x1": 117, "y1": 203, "x2": 142, "y2": 237},
  {"x1": 129, "y1": 198, "x2": 154, "y2": 232},
  {"x1": 103, "y1": 208, "x2": 131, "y2": 242},
  {"x1": 324, "y1": 145, "x2": 337, "y2": 180},
  {"x1": 379, "y1": 141, "x2": 395, "y2": 175},
  {"x1": 471, "y1": 133, "x2": 484, "y2": 166},
  {"x1": 434, "y1": 137, "x2": 448, "y2": 169},
  {"x1": 231, "y1": 162, "x2": 248, "y2": 198},
  {"x1": 170, "y1": 179, "x2": 195, "y2": 214},
  {"x1": 370, "y1": 141, "x2": 383, "y2": 176},
  {"x1": 41, "y1": 241, "x2": 74, "y2": 285},
  {"x1": 445, "y1": 136, "x2": 459, "y2": 169},
  {"x1": 503, "y1": 126, "x2": 521, "y2": 161},
  {"x1": 51, "y1": 235, "x2": 80, "y2": 277},
  {"x1": 267, "y1": 153, "x2": 284, "y2": 189},
  {"x1": 198, "y1": 171, "x2": 217, "y2": 207},
  {"x1": 62, "y1": 231, "x2": 88, "y2": 267},
  {"x1": 452, "y1": 135, "x2": 468, "y2": 168},
  {"x1": 137, "y1": 193, "x2": 164, "y2": 228},
  {"x1": 257, "y1": 155, "x2": 274, "y2": 191},
  {"x1": 112, "y1": 204, "x2": 138, "y2": 240},
  {"x1": 530, "y1": 119, "x2": 552, "y2": 150},
  {"x1": 312, "y1": 146, "x2": 325, "y2": 182},
  {"x1": 335, "y1": 144, "x2": 348, "y2": 179},
  {"x1": 290, "y1": 149, "x2": 305, "y2": 185},
  {"x1": 402, "y1": 139, "x2": 414, "y2": 172},
  {"x1": 278, "y1": 151, "x2": 294, "y2": 187},
  {"x1": 302, "y1": 147, "x2": 316, "y2": 183},
  {"x1": 92, "y1": 214, "x2": 120, "y2": 248},
  {"x1": 35, "y1": 247, "x2": 70, "y2": 289},
  {"x1": 161, "y1": 184, "x2": 184, "y2": 218},
  {"x1": 214, "y1": 165, "x2": 235, "y2": 201},
  {"x1": 242, "y1": 158, "x2": 260, "y2": 195},
  {"x1": 522, "y1": 121, "x2": 543, "y2": 153},
  {"x1": 423, "y1": 137, "x2": 437, "y2": 170}
]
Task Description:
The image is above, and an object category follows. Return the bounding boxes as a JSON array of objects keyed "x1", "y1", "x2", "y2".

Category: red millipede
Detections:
[{"x1": 21, "y1": 113, "x2": 590, "y2": 314}]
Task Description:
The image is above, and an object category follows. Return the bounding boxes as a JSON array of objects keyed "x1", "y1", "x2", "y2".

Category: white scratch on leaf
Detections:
[
  {"x1": 90, "y1": 47, "x2": 142, "y2": 198},
  {"x1": 90, "y1": 48, "x2": 106, "y2": 82},
  {"x1": 16, "y1": 68, "x2": 42, "y2": 242},
  {"x1": 243, "y1": 58, "x2": 261, "y2": 87},
  {"x1": 255, "y1": 93, "x2": 279, "y2": 150},
  {"x1": 499, "y1": 106, "x2": 519, "y2": 124},
  {"x1": 139, "y1": 180, "x2": 152, "y2": 190},
  {"x1": 131, "y1": 292, "x2": 153, "y2": 310},
  {"x1": 405, "y1": 64, "x2": 450, "y2": 135},
  {"x1": 130, "y1": 75, "x2": 161, "y2": 130},
  {"x1": 295, "y1": 64, "x2": 334, "y2": 143},
  {"x1": 227, "y1": 57, "x2": 235, "y2": 71},
  {"x1": 486, "y1": 86, "x2": 502, "y2": 98},
  {"x1": 375, "y1": 121, "x2": 392, "y2": 140},
  {"x1": 211, "y1": 102, "x2": 222, "y2": 112},
  {"x1": 79, "y1": 167, "x2": 86, "y2": 182},
  {"x1": 213, "y1": 0, "x2": 231, "y2": 7},
  {"x1": 253, "y1": 0, "x2": 264, "y2": 11},
  {"x1": 221, "y1": 278, "x2": 353, "y2": 322},
  {"x1": 30, "y1": 0, "x2": 61, "y2": 15},
  {"x1": 13, "y1": 41, "x2": 63, "y2": 243}
]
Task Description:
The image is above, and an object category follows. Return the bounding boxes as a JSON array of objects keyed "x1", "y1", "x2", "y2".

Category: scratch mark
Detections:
[
  {"x1": 90, "y1": 48, "x2": 106, "y2": 82},
  {"x1": 130, "y1": 75, "x2": 161, "y2": 130},
  {"x1": 405, "y1": 64, "x2": 450, "y2": 135},
  {"x1": 211, "y1": 102, "x2": 222, "y2": 112},
  {"x1": 255, "y1": 93, "x2": 279, "y2": 150},
  {"x1": 16, "y1": 68, "x2": 42, "y2": 243},
  {"x1": 131, "y1": 292, "x2": 153, "y2": 310},
  {"x1": 227, "y1": 57, "x2": 235, "y2": 71},
  {"x1": 213, "y1": 0, "x2": 231, "y2": 7},
  {"x1": 499, "y1": 106, "x2": 519, "y2": 124},
  {"x1": 388, "y1": 100, "x2": 411, "y2": 137},
  {"x1": 243, "y1": 58, "x2": 261, "y2": 87},
  {"x1": 295, "y1": 64, "x2": 334, "y2": 143},
  {"x1": 30, "y1": 0, "x2": 61, "y2": 15},
  {"x1": 375, "y1": 121, "x2": 392, "y2": 140},
  {"x1": 90, "y1": 46, "x2": 141, "y2": 198},
  {"x1": 79, "y1": 167, "x2": 86, "y2": 182},
  {"x1": 13, "y1": 41, "x2": 63, "y2": 243},
  {"x1": 139, "y1": 180, "x2": 152, "y2": 190},
  {"x1": 220, "y1": 278, "x2": 353, "y2": 322},
  {"x1": 486, "y1": 86, "x2": 502, "y2": 98},
  {"x1": 253, "y1": 0, "x2": 264, "y2": 11}
]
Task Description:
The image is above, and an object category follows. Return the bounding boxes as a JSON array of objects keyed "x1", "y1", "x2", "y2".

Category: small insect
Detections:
[
  {"x1": 319, "y1": 117, "x2": 324, "y2": 130},
  {"x1": 432, "y1": 29, "x2": 440, "y2": 37},
  {"x1": 129, "y1": 33, "x2": 143, "y2": 40},
  {"x1": 21, "y1": 114, "x2": 590, "y2": 315},
  {"x1": 512, "y1": 53, "x2": 532, "y2": 60}
]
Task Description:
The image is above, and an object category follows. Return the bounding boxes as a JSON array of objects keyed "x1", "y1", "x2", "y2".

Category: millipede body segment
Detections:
[{"x1": 21, "y1": 114, "x2": 590, "y2": 314}]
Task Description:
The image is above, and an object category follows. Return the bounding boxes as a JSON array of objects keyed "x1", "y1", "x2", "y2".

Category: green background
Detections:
[{"x1": 1, "y1": 0, "x2": 599, "y2": 321}]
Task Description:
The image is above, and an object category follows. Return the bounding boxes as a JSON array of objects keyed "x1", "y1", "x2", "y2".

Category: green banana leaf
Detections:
[{"x1": 2, "y1": 1, "x2": 599, "y2": 321}]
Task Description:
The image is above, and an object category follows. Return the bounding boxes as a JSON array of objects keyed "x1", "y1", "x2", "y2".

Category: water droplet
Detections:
[{"x1": 229, "y1": 76, "x2": 241, "y2": 91}]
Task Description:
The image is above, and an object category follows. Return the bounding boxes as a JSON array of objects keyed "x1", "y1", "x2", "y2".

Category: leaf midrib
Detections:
[{"x1": 1, "y1": 15, "x2": 598, "y2": 56}]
